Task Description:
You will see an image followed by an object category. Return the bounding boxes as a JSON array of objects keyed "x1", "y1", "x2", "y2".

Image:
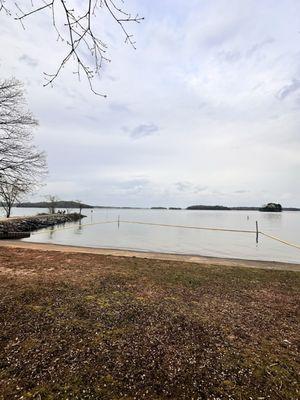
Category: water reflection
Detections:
[
  {"x1": 48, "y1": 225, "x2": 55, "y2": 240},
  {"x1": 75, "y1": 219, "x2": 83, "y2": 235},
  {"x1": 263, "y1": 213, "x2": 282, "y2": 222}
]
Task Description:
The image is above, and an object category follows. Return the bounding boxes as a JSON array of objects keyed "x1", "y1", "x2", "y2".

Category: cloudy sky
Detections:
[{"x1": 1, "y1": 0, "x2": 300, "y2": 207}]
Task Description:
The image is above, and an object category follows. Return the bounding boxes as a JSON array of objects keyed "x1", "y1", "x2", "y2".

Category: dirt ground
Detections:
[
  {"x1": 0, "y1": 247, "x2": 299, "y2": 399},
  {"x1": 1, "y1": 240, "x2": 300, "y2": 271}
]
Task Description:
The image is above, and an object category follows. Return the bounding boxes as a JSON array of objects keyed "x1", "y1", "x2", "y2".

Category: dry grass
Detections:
[{"x1": 0, "y1": 247, "x2": 299, "y2": 399}]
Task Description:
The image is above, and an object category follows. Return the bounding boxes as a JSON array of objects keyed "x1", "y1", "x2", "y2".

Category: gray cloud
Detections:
[
  {"x1": 277, "y1": 79, "x2": 300, "y2": 100},
  {"x1": 175, "y1": 181, "x2": 191, "y2": 191},
  {"x1": 202, "y1": 22, "x2": 240, "y2": 48},
  {"x1": 194, "y1": 185, "x2": 208, "y2": 194},
  {"x1": 217, "y1": 37, "x2": 274, "y2": 65},
  {"x1": 117, "y1": 178, "x2": 149, "y2": 191},
  {"x1": 129, "y1": 124, "x2": 159, "y2": 139},
  {"x1": 246, "y1": 37, "x2": 275, "y2": 57},
  {"x1": 109, "y1": 102, "x2": 131, "y2": 113},
  {"x1": 19, "y1": 54, "x2": 38, "y2": 67},
  {"x1": 234, "y1": 190, "x2": 249, "y2": 194},
  {"x1": 218, "y1": 50, "x2": 241, "y2": 63},
  {"x1": 175, "y1": 182, "x2": 208, "y2": 194}
]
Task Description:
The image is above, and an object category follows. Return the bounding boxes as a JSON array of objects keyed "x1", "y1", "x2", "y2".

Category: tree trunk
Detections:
[{"x1": 6, "y1": 206, "x2": 11, "y2": 218}]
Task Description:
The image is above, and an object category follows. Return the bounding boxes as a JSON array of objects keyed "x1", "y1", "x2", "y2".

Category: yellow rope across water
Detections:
[
  {"x1": 29, "y1": 218, "x2": 300, "y2": 251},
  {"x1": 260, "y1": 232, "x2": 300, "y2": 250},
  {"x1": 120, "y1": 220, "x2": 300, "y2": 250},
  {"x1": 120, "y1": 220, "x2": 256, "y2": 234}
]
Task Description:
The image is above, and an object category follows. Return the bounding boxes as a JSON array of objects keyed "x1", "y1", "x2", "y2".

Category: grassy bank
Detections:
[{"x1": 0, "y1": 248, "x2": 299, "y2": 399}]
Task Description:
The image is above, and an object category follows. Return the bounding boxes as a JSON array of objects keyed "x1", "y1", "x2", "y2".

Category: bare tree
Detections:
[
  {"x1": 0, "y1": 78, "x2": 47, "y2": 187},
  {"x1": 45, "y1": 195, "x2": 59, "y2": 214},
  {"x1": 0, "y1": 1, "x2": 144, "y2": 96},
  {"x1": 0, "y1": 178, "x2": 28, "y2": 217},
  {"x1": 76, "y1": 199, "x2": 83, "y2": 215}
]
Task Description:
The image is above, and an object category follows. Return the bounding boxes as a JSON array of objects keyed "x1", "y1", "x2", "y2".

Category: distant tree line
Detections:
[
  {"x1": 186, "y1": 204, "x2": 291, "y2": 211},
  {"x1": 186, "y1": 205, "x2": 230, "y2": 210},
  {"x1": 17, "y1": 200, "x2": 93, "y2": 212}
]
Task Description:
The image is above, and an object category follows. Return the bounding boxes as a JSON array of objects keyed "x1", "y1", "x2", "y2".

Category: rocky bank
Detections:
[{"x1": 0, "y1": 213, "x2": 85, "y2": 234}]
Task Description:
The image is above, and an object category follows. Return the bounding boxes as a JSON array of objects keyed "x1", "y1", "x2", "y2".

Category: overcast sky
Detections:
[{"x1": 1, "y1": 0, "x2": 300, "y2": 207}]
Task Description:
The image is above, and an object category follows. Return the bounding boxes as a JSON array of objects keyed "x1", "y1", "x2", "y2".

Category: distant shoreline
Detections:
[{"x1": 14, "y1": 203, "x2": 300, "y2": 212}]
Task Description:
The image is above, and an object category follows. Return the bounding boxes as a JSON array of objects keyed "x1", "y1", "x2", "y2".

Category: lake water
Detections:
[{"x1": 3, "y1": 207, "x2": 300, "y2": 264}]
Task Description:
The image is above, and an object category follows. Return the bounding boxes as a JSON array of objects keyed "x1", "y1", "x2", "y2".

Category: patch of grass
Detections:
[{"x1": 0, "y1": 248, "x2": 299, "y2": 399}]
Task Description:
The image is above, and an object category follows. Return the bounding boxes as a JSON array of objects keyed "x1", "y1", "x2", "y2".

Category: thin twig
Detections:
[{"x1": 1, "y1": 0, "x2": 143, "y2": 95}]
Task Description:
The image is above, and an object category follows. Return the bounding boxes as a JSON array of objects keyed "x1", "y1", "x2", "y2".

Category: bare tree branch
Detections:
[
  {"x1": 0, "y1": 0, "x2": 10, "y2": 15},
  {"x1": 45, "y1": 194, "x2": 59, "y2": 214},
  {"x1": 0, "y1": 78, "x2": 47, "y2": 192},
  {"x1": 0, "y1": 178, "x2": 29, "y2": 217},
  {"x1": 0, "y1": 1, "x2": 144, "y2": 96}
]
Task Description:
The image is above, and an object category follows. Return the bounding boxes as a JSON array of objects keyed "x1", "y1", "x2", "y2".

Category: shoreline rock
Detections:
[{"x1": 0, "y1": 213, "x2": 85, "y2": 234}]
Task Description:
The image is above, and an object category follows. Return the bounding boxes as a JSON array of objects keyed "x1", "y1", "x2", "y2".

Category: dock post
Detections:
[{"x1": 256, "y1": 221, "x2": 259, "y2": 243}]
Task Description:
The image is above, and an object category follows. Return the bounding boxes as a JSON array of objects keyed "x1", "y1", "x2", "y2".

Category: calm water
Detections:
[{"x1": 3, "y1": 207, "x2": 300, "y2": 263}]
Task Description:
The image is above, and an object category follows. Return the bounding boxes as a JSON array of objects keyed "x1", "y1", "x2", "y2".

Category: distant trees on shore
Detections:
[
  {"x1": 259, "y1": 203, "x2": 282, "y2": 212},
  {"x1": 187, "y1": 205, "x2": 230, "y2": 210},
  {"x1": 17, "y1": 200, "x2": 93, "y2": 210}
]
